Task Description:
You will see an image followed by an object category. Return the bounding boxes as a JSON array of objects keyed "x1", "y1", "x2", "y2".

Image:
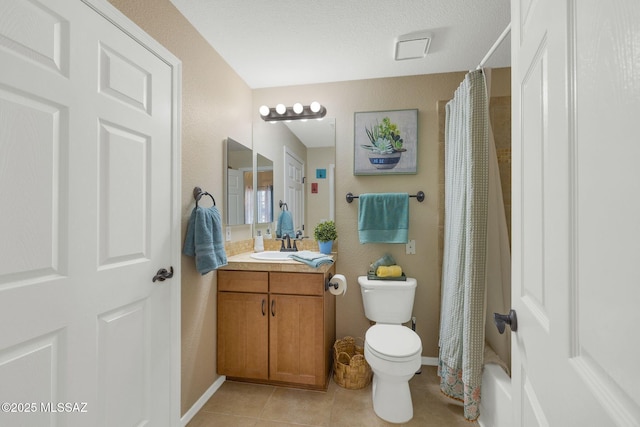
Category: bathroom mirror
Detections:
[
  {"x1": 253, "y1": 118, "x2": 335, "y2": 234},
  {"x1": 255, "y1": 153, "x2": 274, "y2": 224},
  {"x1": 224, "y1": 138, "x2": 253, "y2": 225}
]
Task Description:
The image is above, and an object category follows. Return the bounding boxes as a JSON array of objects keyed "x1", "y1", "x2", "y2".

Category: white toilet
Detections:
[{"x1": 358, "y1": 276, "x2": 422, "y2": 424}]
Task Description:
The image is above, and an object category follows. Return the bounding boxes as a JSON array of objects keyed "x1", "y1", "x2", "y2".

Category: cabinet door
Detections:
[
  {"x1": 269, "y1": 294, "x2": 324, "y2": 386},
  {"x1": 217, "y1": 292, "x2": 269, "y2": 380}
]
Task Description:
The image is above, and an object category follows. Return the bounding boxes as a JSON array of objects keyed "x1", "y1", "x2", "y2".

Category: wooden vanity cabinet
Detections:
[
  {"x1": 269, "y1": 272, "x2": 327, "y2": 387},
  {"x1": 217, "y1": 271, "x2": 269, "y2": 380},
  {"x1": 217, "y1": 267, "x2": 336, "y2": 389}
]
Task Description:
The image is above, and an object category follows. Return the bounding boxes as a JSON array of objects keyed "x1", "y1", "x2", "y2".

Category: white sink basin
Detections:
[{"x1": 250, "y1": 251, "x2": 294, "y2": 261}]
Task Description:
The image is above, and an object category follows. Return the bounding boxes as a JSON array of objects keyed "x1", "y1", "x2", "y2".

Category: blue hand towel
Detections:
[
  {"x1": 358, "y1": 193, "x2": 409, "y2": 244},
  {"x1": 183, "y1": 205, "x2": 228, "y2": 275},
  {"x1": 276, "y1": 209, "x2": 295, "y2": 238},
  {"x1": 289, "y1": 251, "x2": 334, "y2": 268}
]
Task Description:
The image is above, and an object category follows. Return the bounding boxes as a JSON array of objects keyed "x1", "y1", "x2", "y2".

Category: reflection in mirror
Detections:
[
  {"x1": 224, "y1": 138, "x2": 252, "y2": 225},
  {"x1": 256, "y1": 154, "x2": 273, "y2": 224},
  {"x1": 253, "y1": 118, "x2": 335, "y2": 236}
]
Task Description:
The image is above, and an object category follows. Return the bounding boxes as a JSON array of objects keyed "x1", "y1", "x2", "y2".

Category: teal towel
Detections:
[
  {"x1": 276, "y1": 209, "x2": 294, "y2": 238},
  {"x1": 183, "y1": 206, "x2": 228, "y2": 274},
  {"x1": 358, "y1": 193, "x2": 409, "y2": 244},
  {"x1": 371, "y1": 253, "x2": 396, "y2": 270},
  {"x1": 289, "y1": 251, "x2": 334, "y2": 268}
]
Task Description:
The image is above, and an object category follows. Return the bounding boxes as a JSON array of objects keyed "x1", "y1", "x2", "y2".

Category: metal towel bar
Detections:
[{"x1": 345, "y1": 191, "x2": 425, "y2": 203}]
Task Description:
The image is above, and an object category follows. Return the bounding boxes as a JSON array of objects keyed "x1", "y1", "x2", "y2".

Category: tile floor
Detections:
[{"x1": 187, "y1": 366, "x2": 474, "y2": 426}]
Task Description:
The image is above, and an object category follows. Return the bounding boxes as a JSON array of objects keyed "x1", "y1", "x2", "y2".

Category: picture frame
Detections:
[{"x1": 354, "y1": 109, "x2": 418, "y2": 175}]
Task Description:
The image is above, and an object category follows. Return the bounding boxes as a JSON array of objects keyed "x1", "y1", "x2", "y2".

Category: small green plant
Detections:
[
  {"x1": 361, "y1": 117, "x2": 406, "y2": 154},
  {"x1": 314, "y1": 220, "x2": 337, "y2": 242}
]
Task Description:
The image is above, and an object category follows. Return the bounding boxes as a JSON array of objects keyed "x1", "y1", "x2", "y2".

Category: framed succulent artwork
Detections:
[{"x1": 354, "y1": 109, "x2": 418, "y2": 175}]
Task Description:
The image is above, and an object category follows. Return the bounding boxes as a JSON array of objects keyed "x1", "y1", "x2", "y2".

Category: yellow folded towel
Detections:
[{"x1": 376, "y1": 265, "x2": 403, "y2": 278}]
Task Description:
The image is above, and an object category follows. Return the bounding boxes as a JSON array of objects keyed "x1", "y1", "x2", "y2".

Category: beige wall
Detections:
[
  {"x1": 111, "y1": 0, "x2": 510, "y2": 415},
  {"x1": 108, "y1": 0, "x2": 252, "y2": 415},
  {"x1": 253, "y1": 69, "x2": 511, "y2": 359}
]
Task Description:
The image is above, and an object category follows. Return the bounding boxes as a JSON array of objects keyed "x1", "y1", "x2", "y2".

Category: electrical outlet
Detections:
[
  {"x1": 406, "y1": 239, "x2": 416, "y2": 255},
  {"x1": 226, "y1": 227, "x2": 231, "y2": 241}
]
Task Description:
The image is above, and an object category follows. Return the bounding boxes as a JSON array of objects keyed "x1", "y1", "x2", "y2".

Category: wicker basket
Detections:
[{"x1": 333, "y1": 336, "x2": 372, "y2": 389}]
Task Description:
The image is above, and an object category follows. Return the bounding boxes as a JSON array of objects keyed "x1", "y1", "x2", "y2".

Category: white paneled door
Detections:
[
  {"x1": 284, "y1": 148, "x2": 304, "y2": 233},
  {"x1": 227, "y1": 168, "x2": 245, "y2": 225},
  {"x1": 512, "y1": 0, "x2": 640, "y2": 425},
  {"x1": 0, "y1": 1, "x2": 181, "y2": 426}
]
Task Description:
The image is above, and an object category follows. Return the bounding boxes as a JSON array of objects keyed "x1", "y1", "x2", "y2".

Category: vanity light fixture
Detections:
[{"x1": 259, "y1": 102, "x2": 327, "y2": 122}]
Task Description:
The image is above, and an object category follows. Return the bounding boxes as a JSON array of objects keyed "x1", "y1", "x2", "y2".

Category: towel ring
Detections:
[
  {"x1": 193, "y1": 187, "x2": 216, "y2": 207},
  {"x1": 279, "y1": 200, "x2": 288, "y2": 211}
]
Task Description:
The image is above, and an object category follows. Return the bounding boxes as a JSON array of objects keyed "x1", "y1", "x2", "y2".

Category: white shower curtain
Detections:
[
  {"x1": 438, "y1": 69, "x2": 489, "y2": 421},
  {"x1": 484, "y1": 71, "x2": 512, "y2": 373}
]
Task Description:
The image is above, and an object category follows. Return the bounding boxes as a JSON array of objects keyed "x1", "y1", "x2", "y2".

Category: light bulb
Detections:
[
  {"x1": 293, "y1": 103, "x2": 303, "y2": 114},
  {"x1": 276, "y1": 104, "x2": 286, "y2": 115},
  {"x1": 259, "y1": 105, "x2": 270, "y2": 116},
  {"x1": 310, "y1": 101, "x2": 321, "y2": 113}
]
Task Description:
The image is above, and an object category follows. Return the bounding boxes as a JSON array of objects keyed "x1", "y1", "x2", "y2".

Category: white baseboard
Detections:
[
  {"x1": 180, "y1": 375, "x2": 226, "y2": 427},
  {"x1": 422, "y1": 356, "x2": 438, "y2": 366}
]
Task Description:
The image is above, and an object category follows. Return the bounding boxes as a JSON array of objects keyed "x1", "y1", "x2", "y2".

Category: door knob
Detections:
[
  {"x1": 152, "y1": 266, "x2": 174, "y2": 282},
  {"x1": 494, "y1": 309, "x2": 517, "y2": 333}
]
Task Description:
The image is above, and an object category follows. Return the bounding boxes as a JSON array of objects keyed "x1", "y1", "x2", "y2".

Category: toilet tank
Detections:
[{"x1": 358, "y1": 276, "x2": 417, "y2": 324}]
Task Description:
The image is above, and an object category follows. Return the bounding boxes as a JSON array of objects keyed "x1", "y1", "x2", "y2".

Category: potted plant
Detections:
[
  {"x1": 360, "y1": 117, "x2": 406, "y2": 170},
  {"x1": 314, "y1": 220, "x2": 337, "y2": 254}
]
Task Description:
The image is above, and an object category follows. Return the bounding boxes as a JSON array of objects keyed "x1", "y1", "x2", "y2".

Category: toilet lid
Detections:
[{"x1": 366, "y1": 324, "x2": 421, "y2": 359}]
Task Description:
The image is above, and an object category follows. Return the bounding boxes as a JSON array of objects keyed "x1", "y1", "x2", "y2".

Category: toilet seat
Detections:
[{"x1": 365, "y1": 324, "x2": 421, "y2": 361}]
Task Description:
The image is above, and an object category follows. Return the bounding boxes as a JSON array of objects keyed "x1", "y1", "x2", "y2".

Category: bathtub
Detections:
[{"x1": 478, "y1": 364, "x2": 512, "y2": 427}]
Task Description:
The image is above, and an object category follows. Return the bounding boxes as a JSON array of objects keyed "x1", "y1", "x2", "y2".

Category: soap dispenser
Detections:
[{"x1": 254, "y1": 230, "x2": 264, "y2": 252}]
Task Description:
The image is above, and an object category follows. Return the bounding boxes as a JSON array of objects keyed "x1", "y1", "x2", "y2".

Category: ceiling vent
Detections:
[{"x1": 394, "y1": 31, "x2": 432, "y2": 61}]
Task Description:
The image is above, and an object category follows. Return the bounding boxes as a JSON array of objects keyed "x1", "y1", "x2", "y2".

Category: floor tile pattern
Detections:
[{"x1": 188, "y1": 366, "x2": 474, "y2": 426}]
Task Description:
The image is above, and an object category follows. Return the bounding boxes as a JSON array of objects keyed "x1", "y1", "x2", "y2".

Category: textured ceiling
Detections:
[{"x1": 169, "y1": 0, "x2": 511, "y2": 89}]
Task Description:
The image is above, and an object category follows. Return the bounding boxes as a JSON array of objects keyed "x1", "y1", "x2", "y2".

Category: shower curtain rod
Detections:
[{"x1": 476, "y1": 23, "x2": 511, "y2": 70}]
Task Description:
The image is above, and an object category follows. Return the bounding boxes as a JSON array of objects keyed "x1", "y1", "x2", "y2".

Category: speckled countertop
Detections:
[{"x1": 220, "y1": 251, "x2": 337, "y2": 274}]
